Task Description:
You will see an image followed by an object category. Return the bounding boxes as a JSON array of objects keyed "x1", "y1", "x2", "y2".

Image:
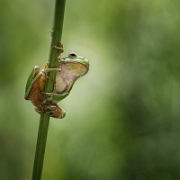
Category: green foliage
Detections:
[{"x1": 0, "y1": 0, "x2": 180, "y2": 179}]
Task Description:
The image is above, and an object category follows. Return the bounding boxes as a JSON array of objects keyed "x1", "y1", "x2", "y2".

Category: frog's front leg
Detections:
[
  {"x1": 42, "y1": 63, "x2": 61, "y2": 84},
  {"x1": 35, "y1": 104, "x2": 66, "y2": 119},
  {"x1": 43, "y1": 63, "x2": 61, "y2": 74},
  {"x1": 52, "y1": 41, "x2": 64, "y2": 59}
]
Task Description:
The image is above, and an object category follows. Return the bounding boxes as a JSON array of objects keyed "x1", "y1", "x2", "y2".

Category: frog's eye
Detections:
[{"x1": 68, "y1": 52, "x2": 77, "y2": 58}]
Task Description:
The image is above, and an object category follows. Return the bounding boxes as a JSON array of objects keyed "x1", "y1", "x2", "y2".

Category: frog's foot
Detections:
[
  {"x1": 52, "y1": 41, "x2": 64, "y2": 59},
  {"x1": 41, "y1": 93, "x2": 53, "y2": 104},
  {"x1": 42, "y1": 96, "x2": 52, "y2": 105},
  {"x1": 35, "y1": 104, "x2": 66, "y2": 119},
  {"x1": 35, "y1": 105, "x2": 56, "y2": 115}
]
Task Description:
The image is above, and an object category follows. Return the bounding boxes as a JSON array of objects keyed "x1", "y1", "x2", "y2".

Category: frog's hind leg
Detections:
[
  {"x1": 50, "y1": 104, "x2": 66, "y2": 119},
  {"x1": 35, "y1": 104, "x2": 66, "y2": 119}
]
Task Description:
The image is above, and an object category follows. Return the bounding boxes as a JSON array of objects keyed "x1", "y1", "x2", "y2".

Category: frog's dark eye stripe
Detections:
[{"x1": 68, "y1": 52, "x2": 77, "y2": 58}]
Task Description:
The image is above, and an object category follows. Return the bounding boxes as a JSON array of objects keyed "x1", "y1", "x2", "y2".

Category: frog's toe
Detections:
[
  {"x1": 35, "y1": 104, "x2": 65, "y2": 119},
  {"x1": 35, "y1": 106, "x2": 42, "y2": 114},
  {"x1": 35, "y1": 105, "x2": 56, "y2": 115}
]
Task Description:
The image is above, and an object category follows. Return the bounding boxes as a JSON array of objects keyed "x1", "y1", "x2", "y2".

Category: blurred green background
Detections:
[{"x1": 1, "y1": 0, "x2": 180, "y2": 179}]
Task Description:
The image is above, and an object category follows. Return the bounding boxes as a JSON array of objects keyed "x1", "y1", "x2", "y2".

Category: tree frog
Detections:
[{"x1": 24, "y1": 52, "x2": 89, "y2": 119}]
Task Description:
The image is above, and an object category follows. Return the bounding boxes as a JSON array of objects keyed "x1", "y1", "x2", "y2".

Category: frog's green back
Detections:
[{"x1": 24, "y1": 67, "x2": 40, "y2": 99}]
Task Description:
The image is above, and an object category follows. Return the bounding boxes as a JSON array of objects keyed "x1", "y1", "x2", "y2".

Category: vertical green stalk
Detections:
[{"x1": 32, "y1": 0, "x2": 66, "y2": 179}]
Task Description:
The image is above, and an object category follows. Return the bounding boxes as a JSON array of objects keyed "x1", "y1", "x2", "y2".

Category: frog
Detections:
[{"x1": 24, "y1": 52, "x2": 89, "y2": 119}]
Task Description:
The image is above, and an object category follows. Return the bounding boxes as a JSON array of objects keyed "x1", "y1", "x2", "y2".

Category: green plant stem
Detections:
[{"x1": 32, "y1": 0, "x2": 66, "y2": 179}]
